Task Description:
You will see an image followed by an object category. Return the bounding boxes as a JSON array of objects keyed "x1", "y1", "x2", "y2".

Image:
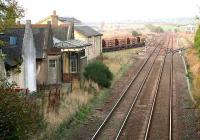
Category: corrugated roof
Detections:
[
  {"x1": 75, "y1": 25, "x2": 103, "y2": 37},
  {"x1": 54, "y1": 39, "x2": 91, "y2": 49}
]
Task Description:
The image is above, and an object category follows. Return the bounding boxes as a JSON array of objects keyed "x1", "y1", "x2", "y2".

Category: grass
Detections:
[
  {"x1": 179, "y1": 34, "x2": 200, "y2": 105},
  {"x1": 102, "y1": 47, "x2": 141, "y2": 81},
  {"x1": 48, "y1": 89, "x2": 109, "y2": 139}
]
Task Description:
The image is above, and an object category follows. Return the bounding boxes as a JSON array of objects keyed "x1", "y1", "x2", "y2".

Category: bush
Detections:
[
  {"x1": 146, "y1": 24, "x2": 164, "y2": 33},
  {"x1": 83, "y1": 61, "x2": 113, "y2": 88},
  {"x1": 194, "y1": 26, "x2": 200, "y2": 57},
  {"x1": 132, "y1": 30, "x2": 141, "y2": 37},
  {"x1": 0, "y1": 74, "x2": 44, "y2": 139}
]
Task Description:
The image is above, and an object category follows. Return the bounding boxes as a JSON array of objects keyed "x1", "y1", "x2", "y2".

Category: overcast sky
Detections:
[{"x1": 18, "y1": 0, "x2": 200, "y2": 23}]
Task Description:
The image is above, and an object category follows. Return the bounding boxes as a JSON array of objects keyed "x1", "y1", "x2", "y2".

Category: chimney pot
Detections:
[
  {"x1": 53, "y1": 10, "x2": 56, "y2": 16},
  {"x1": 17, "y1": 21, "x2": 21, "y2": 25},
  {"x1": 47, "y1": 21, "x2": 51, "y2": 24},
  {"x1": 26, "y1": 20, "x2": 31, "y2": 25}
]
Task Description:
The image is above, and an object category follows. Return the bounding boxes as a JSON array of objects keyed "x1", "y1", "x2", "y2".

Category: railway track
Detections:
[
  {"x1": 143, "y1": 36, "x2": 174, "y2": 140},
  {"x1": 115, "y1": 35, "x2": 173, "y2": 140},
  {"x1": 91, "y1": 36, "x2": 167, "y2": 140}
]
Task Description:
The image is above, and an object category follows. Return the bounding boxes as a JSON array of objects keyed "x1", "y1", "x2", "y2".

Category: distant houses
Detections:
[{"x1": 0, "y1": 11, "x2": 103, "y2": 92}]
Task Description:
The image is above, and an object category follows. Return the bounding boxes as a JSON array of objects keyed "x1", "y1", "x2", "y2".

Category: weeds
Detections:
[{"x1": 49, "y1": 89, "x2": 109, "y2": 139}]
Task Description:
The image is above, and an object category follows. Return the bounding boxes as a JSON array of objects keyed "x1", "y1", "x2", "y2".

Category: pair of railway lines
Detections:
[{"x1": 91, "y1": 35, "x2": 174, "y2": 140}]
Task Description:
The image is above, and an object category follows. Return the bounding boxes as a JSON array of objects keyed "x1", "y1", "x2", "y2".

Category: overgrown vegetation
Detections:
[
  {"x1": 84, "y1": 61, "x2": 113, "y2": 88},
  {"x1": 146, "y1": 24, "x2": 164, "y2": 33},
  {"x1": 194, "y1": 26, "x2": 200, "y2": 57},
  {"x1": 0, "y1": 74, "x2": 45, "y2": 139},
  {"x1": 132, "y1": 30, "x2": 141, "y2": 37},
  {"x1": 49, "y1": 89, "x2": 109, "y2": 139}
]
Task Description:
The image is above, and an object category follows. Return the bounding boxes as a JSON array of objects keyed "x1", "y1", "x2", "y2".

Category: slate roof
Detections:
[
  {"x1": 58, "y1": 17, "x2": 81, "y2": 24},
  {"x1": 58, "y1": 17, "x2": 102, "y2": 37},
  {"x1": 1, "y1": 46, "x2": 22, "y2": 68},
  {"x1": 0, "y1": 26, "x2": 53, "y2": 68},
  {"x1": 75, "y1": 25, "x2": 103, "y2": 37},
  {"x1": 3, "y1": 27, "x2": 48, "y2": 59},
  {"x1": 52, "y1": 26, "x2": 69, "y2": 41},
  {"x1": 0, "y1": 24, "x2": 74, "y2": 68}
]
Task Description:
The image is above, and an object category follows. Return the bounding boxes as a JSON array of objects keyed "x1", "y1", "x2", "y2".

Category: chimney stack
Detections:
[
  {"x1": 16, "y1": 20, "x2": 21, "y2": 25},
  {"x1": 67, "y1": 21, "x2": 74, "y2": 40},
  {"x1": 51, "y1": 10, "x2": 58, "y2": 26},
  {"x1": 53, "y1": 10, "x2": 56, "y2": 16},
  {"x1": 22, "y1": 20, "x2": 37, "y2": 92}
]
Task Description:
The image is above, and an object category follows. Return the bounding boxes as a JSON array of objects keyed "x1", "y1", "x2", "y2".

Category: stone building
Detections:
[
  {"x1": 37, "y1": 11, "x2": 103, "y2": 61},
  {"x1": 0, "y1": 20, "x2": 90, "y2": 92}
]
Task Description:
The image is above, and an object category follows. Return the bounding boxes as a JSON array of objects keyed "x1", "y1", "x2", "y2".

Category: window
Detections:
[
  {"x1": 49, "y1": 60, "x2": 56, "y2": 68},
  {"x1": 70, "y1": 54, "x2": 77, "y2": 73},
  {"x1": 9, "y1": 36, "x2": 17, "y2": 45}
]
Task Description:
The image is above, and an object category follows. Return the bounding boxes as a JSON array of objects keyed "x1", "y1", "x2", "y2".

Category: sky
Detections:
[{"x1": 18, "y1": 0, "x2": 200, "y2": 23}]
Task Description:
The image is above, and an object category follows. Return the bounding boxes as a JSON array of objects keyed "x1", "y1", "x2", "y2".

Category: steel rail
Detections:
[
  {"x1": 169, "y1": 35, "x2": 174, "y2": 140},
  {"x1": 143, "y1": 38, "x2": 170, "y2": 140},
  {"x1": 91, "y1": 38, "x2": 163, "y2": 140},
  {"x1": 142, "y1": 36, "x2": 173, "y2": 140},
  {"x1": 115, "y1": 37, "x2": 168, "y2": 140}
]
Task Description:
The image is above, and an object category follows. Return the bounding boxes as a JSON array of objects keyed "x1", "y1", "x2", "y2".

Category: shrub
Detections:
[
  {"x1": 194, "y1": 26, "x2": 200, "y2": 57},
  {"x1": 132, "y1": 30, "x2": 141, "y2": 37},
  {"x1": 0, "y1": 74, "x2": 44, "y2": 139},
  {"x1": 83, "y1": 61, "x2": 113, "y2": 88},
  {"x1": 146, "y1": 24, "x2": 164, "y2": 33}
]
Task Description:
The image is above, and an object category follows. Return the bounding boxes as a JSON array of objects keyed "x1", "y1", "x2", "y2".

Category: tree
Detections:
[
  {"x1": 194, "y1": 26, "x2": 200, "y2": 48},
  {"x1": 174, "y1": 28, "x2": 179, "y2": 33},
  {"x1": 83, "y1": 61, "x2": 113, "y2": 88},
  {"x1": 0, "y1": 0, "x2": 24, "y2": 46},
  {"x1": 155, "y1": 26, "x2": 164, "y2": 33},
  {"x1": 194, "y1": 26, "x2": 200, "y2": 57},
  {"x1": 132, "y1": 30, "x2": 140, "y2": 37},
  {"x1": 146, "y1": 24, "x2": 164, "y2": 33}
]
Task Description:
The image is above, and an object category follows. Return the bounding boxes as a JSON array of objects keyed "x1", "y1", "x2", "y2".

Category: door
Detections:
[{"x1": 48, "y1": 59, "x2": 57, "y2": 84}]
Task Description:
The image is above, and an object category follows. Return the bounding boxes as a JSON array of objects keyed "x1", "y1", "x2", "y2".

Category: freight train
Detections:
[{"x1": 102, "y1": 36, "x2": 145, "y2": 52}]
